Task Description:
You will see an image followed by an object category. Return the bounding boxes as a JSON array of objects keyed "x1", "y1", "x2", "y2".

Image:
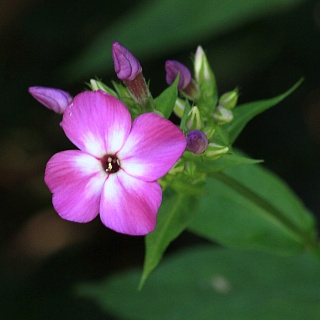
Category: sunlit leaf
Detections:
[{"x1": 188, "y1": 163, "x2": 317, "y2": 255}]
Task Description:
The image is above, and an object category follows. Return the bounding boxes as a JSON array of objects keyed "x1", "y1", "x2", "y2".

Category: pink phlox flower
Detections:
[{"x1": 45, "y1": 90, "x2": 186, "y2": 235}]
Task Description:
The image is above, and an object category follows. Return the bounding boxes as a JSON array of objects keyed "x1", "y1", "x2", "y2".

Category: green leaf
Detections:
[
  {"x1": 60, "y1": 0, "x2": 307, "y2": 82},
  {"x1": 183, "y1": 150, "x2": 262, "y2": 173},
  {"x1": 78, "y1": 246, "x2": 320, "y2": 320},
  {"x1": 154, "y1": 75, "x2": 179, "y2": 118},
  {"x1": 188, "y1": 163, "x2": 317, "y2": 255},
  {"x1": 139, "y1": 190, "x2": 199, "y2": 289},
  {"x1": 225, "y1": 78, "x2": 303, "y2": 144}
]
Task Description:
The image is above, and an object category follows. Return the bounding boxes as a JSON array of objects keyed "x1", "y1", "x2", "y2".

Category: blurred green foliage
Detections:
[{"x1": 78, "y1": 246, "x2": 320, "y2": 320}]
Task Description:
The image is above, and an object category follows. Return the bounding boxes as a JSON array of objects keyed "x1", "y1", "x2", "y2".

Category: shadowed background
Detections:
[{"x1": 1, "y1": 0, "x2": 320, "y2": 319}]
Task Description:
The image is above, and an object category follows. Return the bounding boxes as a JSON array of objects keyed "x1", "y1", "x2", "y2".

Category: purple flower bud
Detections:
[
  {"x1": 165, "y1": 60, "x2": 192, "y2": 90},
  {"x1": 186, "y1": 130, "x2": 208, "y2": 154},
  {"x1": 28, "y1": 86, "x2": 72, "y2": 114},
  {"x1": 112, "y1": 41, "x2": 142, "y2": 80}
]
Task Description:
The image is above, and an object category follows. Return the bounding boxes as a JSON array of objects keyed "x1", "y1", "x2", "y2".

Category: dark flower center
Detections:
[{"x1": 102, "y1": 155, "x2": 121, "y2": 174}]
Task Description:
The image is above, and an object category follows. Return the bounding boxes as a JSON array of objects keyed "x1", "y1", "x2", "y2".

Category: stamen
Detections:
[{"x1": 102, "y1": 154, "x2": 121, "y2": 173}]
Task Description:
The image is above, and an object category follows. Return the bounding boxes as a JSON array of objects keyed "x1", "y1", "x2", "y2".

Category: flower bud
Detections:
[
  {"x1": 186, "y1": 106, "x2": 202, "y2": 130},
  {"x1": 165, "y1": 60, "x2": 191, "y2": 90},
  {"x1": 112, "y1": 41, "x2": 142, "y2": 81},
  {"x1": 112, "y1": 42, "x2": 150, "y2": 104},
  {"x1": 173, "y1": 98, "x2": 185, "y2": 118},
  {"x1": 213, "y1": 105, "x2": 233, "y2": 124},
  {"x1": 219, "y1": 88, "x2": 238, "y2": 110},
  {"x1": 194, "y1": 46, "x2": 217, "y2": 106},
  {"x1": 205, "y1": 142, "x2": 229, "y2": 160},
  {"x1": 28, "y1": 86, "x2": 72, "y2": 114},
  {"x1": 186, "y1": 130, "x2": 208, "y2": 154},
  {"x1": 90, "y1": 79, "x2": 117, "y2": 97},
  {"x1": 203, "y1": 126, "x2": 216, "y2": 140}
]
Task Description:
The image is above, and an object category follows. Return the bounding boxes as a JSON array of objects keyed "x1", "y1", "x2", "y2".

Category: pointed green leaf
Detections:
[
  {"x1": 78, "y1": 246, "x2": 320, "y2": 320},
  {"x1": 225, "y1": 78, "x2": 303, "y2": 144},
  {"x1": 188, "y1": 163, "x2": 317, "y2": 255},
  {"x1": 139, "y1": 190, "x2": 199, "y2": 289},
  {"x1": 154, "y1": 75, "x2": 179, "y2": 118}
]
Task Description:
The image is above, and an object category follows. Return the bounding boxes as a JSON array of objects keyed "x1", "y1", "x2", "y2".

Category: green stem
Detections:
[{"x1": 210, "y1": 171, "x2": 320, "y2": 260}]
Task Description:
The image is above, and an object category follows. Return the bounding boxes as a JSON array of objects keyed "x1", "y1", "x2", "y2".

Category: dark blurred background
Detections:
[{"x1": 1, "y1": 0, "x2": 319, "y2": 319}]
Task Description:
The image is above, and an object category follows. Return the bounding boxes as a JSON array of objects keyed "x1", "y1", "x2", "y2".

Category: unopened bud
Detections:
[
  {"x1": 213, "y1": 106, "x2": 233, "y2": 124},
  {"x1": 219, "y1": 88, "x2": 238, "y2": 109},
  {"x1": 186, "y1": 106, "x2": 202, "y2": 130},
  {"x1": 205, "y1": 142, "x2": 229, "y2": 160},
  {"x1": 166, "y1": 60, "x2": 199, "y2": 100},
  {"x1": 112, "y1": 42, "x2": 149, "y2": 104},
  {"x1": 186, "y1": 130, "x2": 208, "y2": 154},
  {"x1": 28, "y1": 86, "x2": 72, "y2": 114},
  {"x1": 112, "y1": 41, "x2": 142, "y2": 81},
  {"x1": 173, "y1": 98, "x2": 185, "y2": 118},
  {"x1": 165, "y1": 60, "x2": 191, "y2": 90},
  {"x1": 194, "y1": 46, "x2": 217, "y2": 98}
]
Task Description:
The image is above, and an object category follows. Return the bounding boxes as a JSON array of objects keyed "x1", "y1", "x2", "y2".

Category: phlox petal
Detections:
[
  {"x1": 119, "y1": 113, "x2": 186, "y2": 181},
  {"x1": 45, "y1": 150, "x2": 106, "y2": 222},
  {"x1": 100, "y1": 170, "x2": 161, "y2": 235},
  {"x1": 61, "y1": 90, "x2": 132, "y2": 158}
]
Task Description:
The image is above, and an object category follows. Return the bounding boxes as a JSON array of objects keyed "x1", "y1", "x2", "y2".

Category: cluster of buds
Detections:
[
  {"x1": 163, "y1": 46, "x2": 241, "y2": 180},
  {"x1": 212, "y1": 88, "x2": 238, "y2": 124},
  {"x1": 166, "y1": 46, "x2": 239, "y2": 152},
  {"x1": 29, "y1": 42, "x2": 239, "y2": 187}
]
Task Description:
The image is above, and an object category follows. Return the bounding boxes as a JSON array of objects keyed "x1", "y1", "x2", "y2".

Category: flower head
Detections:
[
  {"x1": 186, "y1": 130, "x2": 208, "y2": 154},
  {"x1": 112, "y1": 41, "x2": 142, "y2": 81},
  {"x1": 29, "y1": 86, "x2": 72, "y2": 114},
  {"x1": 165, "y1": 60, "x2": 192, "y2": 90},
  {"x1": 45, "y1": 90, "x2": 186, "y2": 235}
]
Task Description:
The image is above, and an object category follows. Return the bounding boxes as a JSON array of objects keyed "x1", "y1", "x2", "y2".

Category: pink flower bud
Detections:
[
  {"x1": 112, "y1": 41, "x2": 142, "y2": 80},
  {"x1": 28, "y1": 86, "x2": 72, "y2": 114},
  {"x1": 165, "y1": 60, "x2": 192, "y2": 90},
  {"x1": 186, "y1": 130, "x2": 208, "y2": 154}
]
